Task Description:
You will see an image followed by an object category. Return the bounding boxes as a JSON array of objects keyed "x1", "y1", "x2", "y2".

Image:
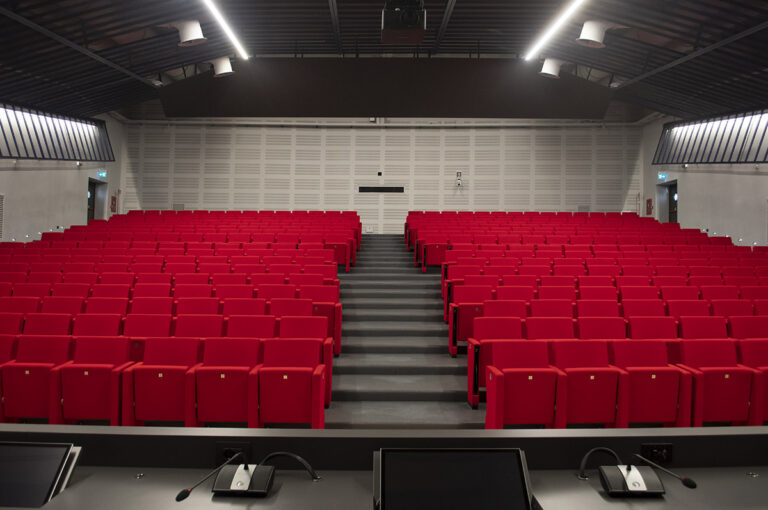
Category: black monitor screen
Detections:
[
  {"x1": 0, "y1": 442, "x2": 72, "y2": 508},
  {"x1": 381, "y1": 449, "x2": 531, "y2": 510}
]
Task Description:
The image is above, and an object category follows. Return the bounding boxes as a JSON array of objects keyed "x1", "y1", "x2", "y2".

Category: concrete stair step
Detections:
[
  {"x1": 343, "y1": 309, "x2": 443, "y2": 322},
  {"x1": 342, "y1": 297, "x2": 443, "y2": 310},
  {"x1": 342, "y1": 321, "x2": 447, "y2": 337},
  {"x1": 342, "y1": 336, "x2": 445, "y2": 354},
  {"x1": 341, "y1": 281, "x2": 441, "y2": 290},
  {"x1": 332, "y1": 374, "x2": 465, "y2": 401},
  {"x1": 341, "y1": 288, "x2": 440, "y2": 299},
  {"x1": 333, "y1": 353, "x2": 461, "y2": 375},
  {"x1": 324, "y1": 401, "x2": 485, "y2": 429}
]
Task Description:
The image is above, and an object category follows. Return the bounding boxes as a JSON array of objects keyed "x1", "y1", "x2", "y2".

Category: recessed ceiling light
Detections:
[{"x1": 524, "y1": 0, "x2": 587, "y2": 61}]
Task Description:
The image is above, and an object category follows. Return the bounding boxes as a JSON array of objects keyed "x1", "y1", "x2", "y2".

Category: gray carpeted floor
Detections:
[{"x1": 325, "y1": 234, "x2": 486, "y2": 429}]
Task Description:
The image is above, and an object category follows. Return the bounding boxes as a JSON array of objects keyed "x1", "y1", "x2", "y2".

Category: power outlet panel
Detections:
[{"x1": 640, "y1": 443, "x2": 674, "y2": 466}]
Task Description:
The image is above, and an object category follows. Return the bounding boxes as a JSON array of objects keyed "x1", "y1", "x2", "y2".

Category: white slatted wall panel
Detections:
[{"x1": 123, "y1": 125, "x2": 642, "y2": 234}]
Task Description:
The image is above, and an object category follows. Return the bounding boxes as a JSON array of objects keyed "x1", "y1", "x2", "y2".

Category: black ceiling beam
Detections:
[
  {"x1": 0, "y1": 5, "x2": 158, "y2": 89},
  {"x1": 432, "y1": 0, "x2": 457, "y2": 54},
  {"x1": 327, "y1": 0, "x2": 342, "y2": 53},
  {"x1": 618, "y1": 20, "x2": 768, "y2": 89}
]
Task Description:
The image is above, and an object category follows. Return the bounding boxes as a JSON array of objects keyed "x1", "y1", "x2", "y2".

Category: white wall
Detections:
[
  {"x1": 0, "y1": 114, "x2": 124, "y2": 241},
  {"x1": 641, "y1": 118, "x2": 768, "y2": 246},
  {"x1": 121, "y1": 122, "x2": 642, "y2": 234}
]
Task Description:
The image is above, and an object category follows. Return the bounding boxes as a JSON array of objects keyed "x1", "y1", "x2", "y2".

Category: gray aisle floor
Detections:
[{"x1": 325, "y1": 234, "x2": 486, "y2": 429}]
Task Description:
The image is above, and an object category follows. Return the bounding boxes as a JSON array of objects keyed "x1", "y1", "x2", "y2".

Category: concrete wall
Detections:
[
  {"x1": 641, "y1": 117, "x2": 768, "y2": 246},
  {"x1": 0, "y1": 114, "x2": 124, "y2": 241}
]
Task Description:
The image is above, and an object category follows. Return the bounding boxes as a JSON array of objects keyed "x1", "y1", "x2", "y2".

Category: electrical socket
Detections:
[
  {"x1": 215, "y1": 441, "x2": 252, "y2": 465},
  {"x1": 640, "y1": 443, "x2": 674, "y2": 466}
]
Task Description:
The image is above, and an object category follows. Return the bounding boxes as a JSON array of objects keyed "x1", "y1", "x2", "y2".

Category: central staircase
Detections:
[{"x1": 325, "y1": 234, "x2": 485, "y2": 429}]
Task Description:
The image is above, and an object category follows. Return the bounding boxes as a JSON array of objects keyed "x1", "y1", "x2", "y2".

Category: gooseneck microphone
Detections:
[
  {"x1": 633, "y1": 454, "x2": 697, "y2": 489},
  {"x1": 175, "y1": 451, "x2": 243, "y2": 502}
]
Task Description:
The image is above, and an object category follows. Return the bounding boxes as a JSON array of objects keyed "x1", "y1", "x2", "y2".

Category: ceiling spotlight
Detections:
[
  {"x1": 576, "y1": 20, "x2": 614, "y2": 48},
  {"x1": 210, "y1": 57, "x2": 234, "y2": 77},
  {"x1": 174, "y1": 20, "x2": 207, "y2": 47},
  {"x1": 539, "y1": 58, "x2": 566, "y2": 78}
]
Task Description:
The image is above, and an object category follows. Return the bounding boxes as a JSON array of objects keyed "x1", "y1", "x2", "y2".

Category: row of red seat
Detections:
[
  {"x1": 0, "y1": 336, "x2": 327, "y2": 428},
  {"x1": 483, "y1": 338, "x2": 766, "y2": 428}
]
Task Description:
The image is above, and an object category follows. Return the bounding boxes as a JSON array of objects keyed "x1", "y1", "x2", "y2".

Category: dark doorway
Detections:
[
  {"x1": 87, "y1": 180, "x2": 96, "y2": 221},
  {"x1": 668, "y1": 181, "x2": 678, "y2": 223}
]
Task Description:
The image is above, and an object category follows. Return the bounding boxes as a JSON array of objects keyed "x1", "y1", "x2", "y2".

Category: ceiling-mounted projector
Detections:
[{"x1": 381, "y1": 0, "x2": 426, "y2": 45}]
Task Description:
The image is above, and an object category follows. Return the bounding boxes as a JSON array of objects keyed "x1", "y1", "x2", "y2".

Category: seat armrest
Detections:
[{"x1": 676, "y1": 363, "x2": 703, "y2": 376}]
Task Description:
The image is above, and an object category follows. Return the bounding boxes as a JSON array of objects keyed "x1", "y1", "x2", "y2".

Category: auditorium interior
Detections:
[{"x1": 0, "y1": 1, "x2": 767, "y2": 508}]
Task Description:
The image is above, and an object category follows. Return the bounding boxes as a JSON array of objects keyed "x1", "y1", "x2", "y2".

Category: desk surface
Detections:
[{"x1": 27, "y1": 465, "x2": 767, "y2": 510}]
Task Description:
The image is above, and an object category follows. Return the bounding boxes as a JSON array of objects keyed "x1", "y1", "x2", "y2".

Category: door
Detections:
[
  {"x1": 668, "y1": 182, "x2": 678, "y2": 223},
  {"x1": 87, "y1": 180, "x2": 96, "y2": 222}
]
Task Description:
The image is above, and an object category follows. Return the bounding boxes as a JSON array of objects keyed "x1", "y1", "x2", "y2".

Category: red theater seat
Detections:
[
  {"x1": 0, "y1": 313, "x2": 24, "y2": 334},
  {"x1": 710, "y1": 300, "x2": 754, "y2": 317},
  {"x1": 299, "y1": 285, "x2": 342, "y2": 355},
  {"x1": 485, "y1": 341, "x2": 566, "y2": 429},
  {"x1": 72, "y1": 314, "x2": 122, "y2": 336},
  {"x1": 122, "y1": 338, "x2": 202, "y2": 426},
  {"x1": 23, "y1": 313, "x2": 72, "y2": 335},
  {"x1": 175, "y1": 315, "x2": 224, "y2": 337},
  {"x1": 85, "y1": 297, "x2": 129, "y2": 315},
  {"x1": 666, "y1": 300, "x2": 711, "y2": 319},
  {"x1": 54, "y1": 337, "x2": 132, "y2": 425},
  {"x1": 249, "y1": 338, "x2": 325, "y2": 428},
  {"x1": 279, "y1": 316, "x2": 333, "y2": 404},
  {"x1": 729, "y1": 316, "x2": 768, "y2": 339},
  {"x1": 609, "y1": 340, "x2": 691, "y2": 426},
  {"x1": 0, "y1": 296, "x2": 40, "y2": 313},
  {"x1": 41, "y1": 296, "x2": 84, "y2": 314},
  {"x1": 678, "y1": 340, "x2": 762, "y2": 426},
  {"x1": 51, "y1": 283, "x2": 91, "y2": 298},
  {"x1": 256, "y1": 284, "x2": 297, "y2": 300},
  {"x1": 577, "y1": 317, "x2": 627, "y2": 339},
  {"x1": 679, "y1": 316, "x2": 728, "y2": 339},
  {"x1": 226, "y1": 315, "x2": 277, "y2": 338},
  {"x1": 175, "y1": 297, "x2": 220, "y2": 315},
  {"x1": 448, "y1": 285, "x2": 494, "y2": 356},
  {"x1": 482, "y1": 300, "x2": 527, "y2": 318},
  {"x1": 530, "y1": 299, "x2": 574, "y2": 318},
  {"x1": 90, "y1": 284, "x2": 131, "y2": 299},
  {"x1": 123, "y1": 314, "x2": 173, "y2": 337},
  {"x1": 738, "y1": 339, "x2": 768, "y2": 420},
  {"x1": 628, "y1": 316, "x2": 679, "y2": 339},
  {"x1": 215, "y1": 285, "x2": 254, "y2": 299},
  {"x1": 576, "y1": 300, "x2": 620, "y2": 317},
  {"x1": 13, "y1": 283, "x2": 51, "y2": 298},
  {"x1": 467, "y1": 317, "x2": 524, "y2": 407},
  {"x1": 525, "y1": 317, "x2": 574, "y2": 339},
  {"x1": 130, "y1": 297, "x2": 174, "y2": 315},
  {"x1": 622, "y1": 299, "x2": 666, "y2": 317},
  {"x1": 550, "y1": 339, "x2": 628, "y2": 427},
  {"x1": 190, "y1": 338, "x2": 261, "y2": 426},
  {"x1": 0, "y1": 336, "x2": 72, "y2": 422},
  {"x1": 270, "y1": 298, "x2": 313, "y2": 317},
  {"x1": 222, "y1": 298, "x2": 267, "y2": 316}
]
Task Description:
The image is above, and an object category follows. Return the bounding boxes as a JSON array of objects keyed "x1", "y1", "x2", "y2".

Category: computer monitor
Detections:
[
  {"x1": 379, "y1": 448, "x2": 533, "y2": 510},
  {"x1": 0, "y1": 442, "x2": 75, "y2": 508}
]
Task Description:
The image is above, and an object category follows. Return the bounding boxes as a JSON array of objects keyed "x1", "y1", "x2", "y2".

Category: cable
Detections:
[
  {"x1": 578, "y1": 447, "x2": 623, "y2": 480},
  {"x1": 259, "y1": 452, "x2": 321, "y2": 481}
]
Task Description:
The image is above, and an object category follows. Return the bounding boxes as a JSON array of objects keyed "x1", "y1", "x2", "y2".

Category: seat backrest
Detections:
[
  {"x1": 495, "y1": 286, "x2": 535, "y2": 301},
  {"x1": 621, "y1": 286, "x2": 659, "y2": 300},
  {"x1": 41, "y1": 296, "x2": 84, "y2": 314},
  {"x1": 132, "y1": 283, "x2": 171, "y2": 298},
  {"x1": 261, "y1": 338, "x2": 322, "y2": 367},
  {"x1": 85, "y1": 297, "x2": 129, "y2": 315},
  {"x1": 490, "y1": 340, "x2": 550, "y2": 369},
  {"x1": 23, "y1": 313, "x2": 72, "y2": 335},
  {"x1": 123, "y1": 314, "x2": 173, "y2": 336},
  {"x1": 72, "y1": 314, "x2": 122, "y2": 336},
  {"x1": 537, "y1": 286, "x2": 576, "y2": 300},
  {"x1": 576, "y1": 300, "x2": 619, "y2": 317},
  {"x1": 680, "y1": 339, "x2": 738, "y2": 367},
  {"x1": 739, "y1": 339, "x2": 768, "y2": 368},
  {"x1": 222, "y1": 298, "x2": 267, "y2": 316},
  {"x1": 142, "y1": 337, "x2": 201, "y2": 366},
  {"x1": 729, "y1": 316, "x2": 768, "y2": 339},
  {"x1": 51, "y1": 283, "x2": 91, "y2": 298},
  {"x1": 482, "y1": 300, "x2": 527, "y2": 318},
  {"x1": 90, "y1": 284, "x2": 131, "y2": 298},
  {"x1": 472, "y1": 317, "x2": 523, "y2": 340},
  {"x1": 13, "y1": 283, "x2": 51, "y2": 298},
  {"x1": 279, "y1": 316, "x2": 328, "y2": 338},
  {"x1": 525, "y1": 317, "x2": 574, "y2": 339},
  {"x1": 256, "y1": 284, "x2": 297, "y2": 300},
  {"x1": 0, "y1": 312, "x2": 24, "y2": 334},
  {"x1": 579, "y1": 286, "x2": 618, "y2": 300},
  {"x1": 530, "y1": 299, "x2": 574, "y2": 318},
  {"x1": 72, "y1": 337, "x2": 130, "y2": 364},
  {"x1": 175, "y1": 315, "x2": 224, "y2": 337},
  {"x1": 666, "y1": 300, "x2": 711, "y2": 318},
  {"x1": 174, "y1": 284, "x2": 213, "y2": 298},
  {"x1": 622, "y1": 299, "x2": 666, "y2": 317},
  {"x1": 16, "y1": 336, "x2": 72, "y2": 363},
  {"x1": 679, "y1": 316, "x2": 728, "y2": 339},
  {"x1": 550, "y1": 339, "x2": 610, "y2": 368},
  {"x1": 175, "y1": 297, "x2": 220, "y2": 315},
  {"x1": 660, "y1": 286, "x2": 700, "y2": 300},
  {"x1": 628, "y1": 316, "x2": 678, "y2": 339},
  {"x1": 452, "y1": 285, "x2": 494, "y2": 304},
  {"x1": 710, "y1": 300, "x2": 754, "y2": 317},
  {"x1": 609, "y1": 339, "x2": 669, "y2": 368},
  {"x1": 130, "y1": 297, "x2": 174, "y2": 314},
  {"x1": 299, "y1": 285, "x2": 339, "y2": 303},
  {"x1": 578, "y1": 317, "x2": 627, "y2": 339},
  {"x1": 699, "y1": 285, "x2": 739, "y2": 300},
  {"x1": 270, "y1": 298, "x2": 313, "y2": 317},
  {"x1": 202, "y1": 338, "x2": 260, "y2": 367},
  {"x1": 740, "y1": 286, "x2": 768, "y2": 300},
  {"x1": 226, "y1": 315, "x2": 277, "y2": 337}
]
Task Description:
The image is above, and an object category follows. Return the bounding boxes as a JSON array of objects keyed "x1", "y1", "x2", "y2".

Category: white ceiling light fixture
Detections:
[
  {"x1": 539, "y1": 58, "x2": 566, "y2": 78},
  {"x1": 210, "y1": 56, "x2": 234, "y2": 77},
  {"x1": 174, "y1": 20, "x2": 207, "y2": 46},
  {"x1": 576, "y1": 20, "x2": 614, "y2": 48},
  {"x1": 524, "y1": 0, "x2": 588, "y2": 61},
  {"x1": 201, "y1": 0, "x2": 249, "y2": 60}
]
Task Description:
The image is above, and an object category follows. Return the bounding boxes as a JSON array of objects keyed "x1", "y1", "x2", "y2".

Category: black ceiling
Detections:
[{"x1": 0, "y1": 0, "x2": 766, "y2": 119}]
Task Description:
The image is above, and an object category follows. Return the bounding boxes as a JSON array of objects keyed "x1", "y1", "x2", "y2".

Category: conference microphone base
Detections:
[{"x1": 212, "y1": 464, "x2": 275, "y2": 497}]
